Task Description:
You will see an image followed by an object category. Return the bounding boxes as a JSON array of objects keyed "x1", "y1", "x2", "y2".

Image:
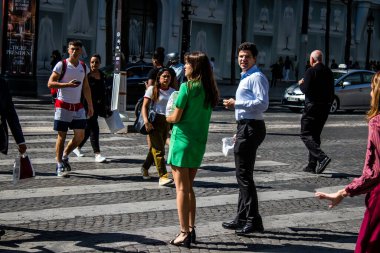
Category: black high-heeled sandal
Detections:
[
  {"x1": 189, "y1": 226, "x2": 196, "y2": 243},
  {"x1": 169, "y1": 231, "x2": 191, "y2": 248}
]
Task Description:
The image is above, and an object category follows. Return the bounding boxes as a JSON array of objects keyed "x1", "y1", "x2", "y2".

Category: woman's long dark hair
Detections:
[
  {"x1": 151, "y1": 67, "x2": 176, "y2": 102},
  {"x1": 184, "y1": 51, "x2": 219, "y2": 108}
]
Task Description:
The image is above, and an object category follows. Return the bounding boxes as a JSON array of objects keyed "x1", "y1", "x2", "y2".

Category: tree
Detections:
[
  {"x1": 230, "y1": 0, "x2": 237, "y2": 86},
  {"x1": 341, "y1": 0, "x2": 353, "y2": 65},
  {"x1": 325, "y1": 0, "x2": 331, "y2": 65},
  {"x1": 241, "y1": 0, "x2": 248, "y2": 43},
  {"x1": 105, "y1": 0, "x2": 113, "y2": 66}
]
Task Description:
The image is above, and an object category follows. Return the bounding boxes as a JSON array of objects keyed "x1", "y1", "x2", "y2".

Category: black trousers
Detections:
[
  {"x1": 300, "y1": 103, "x2": 330, "y2": 165},
  {"x1": 234, "y1": 119, "x2": 266, "y2": 224},
  {"x1": 79, "y1": 113, "x2": 100, "y2": 153}
]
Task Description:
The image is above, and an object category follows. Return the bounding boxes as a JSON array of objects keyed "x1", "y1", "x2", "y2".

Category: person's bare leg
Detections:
[
  {"x1": 63, "y1": 129, "x2": 84, "y2": 156},
  {"x1": 172, "y1": 165, "x2": 190, "y2": 243},
  {"x1": 188, "y1": 168, "x2": 198, "y2": 228},
  {"x1": 56, "y1": 131, "x2": 67, "y2": 163}
]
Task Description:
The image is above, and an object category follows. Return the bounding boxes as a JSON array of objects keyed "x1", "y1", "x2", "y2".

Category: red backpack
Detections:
[{"x1": 50, "y1": 59, "x2": 87, "y2": 101}]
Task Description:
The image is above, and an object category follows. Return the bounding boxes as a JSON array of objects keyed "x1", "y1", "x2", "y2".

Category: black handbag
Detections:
[{"x1": 133, "y1": 99, "x2": 156, "y2": 135}]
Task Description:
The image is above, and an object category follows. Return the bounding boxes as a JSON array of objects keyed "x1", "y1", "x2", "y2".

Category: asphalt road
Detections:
[{"x1": 0, "y1": 101, "x2": 369, "y2": 252}]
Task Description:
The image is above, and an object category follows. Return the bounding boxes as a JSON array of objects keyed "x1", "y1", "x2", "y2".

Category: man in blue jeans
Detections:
[{"x1": 222, "y1": 42, "x2": 269, "y2": 235}]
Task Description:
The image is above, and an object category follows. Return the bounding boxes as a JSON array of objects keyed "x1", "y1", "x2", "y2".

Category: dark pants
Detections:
[
  {"x1": 79, "y1": 113, "x2": 100, "y2": 153},
  {"x1": 300, "y1": 103, "x2": 330, "y2": 166},
  {"x1": 234, "y1": 119, "x2": 266, "y2": 224}
]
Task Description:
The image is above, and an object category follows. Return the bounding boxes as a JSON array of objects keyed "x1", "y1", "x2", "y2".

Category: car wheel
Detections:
[
  {"x1": 330, "y1": 97, "x2": 339, "y2": 113},
  {"x1": 289, "y1": 108, "x2": 302, "y2": 113}
]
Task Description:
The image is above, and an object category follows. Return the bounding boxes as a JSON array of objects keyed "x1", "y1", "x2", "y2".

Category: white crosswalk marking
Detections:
[{"x1": 0, "y1": 112, "x2": 364, "y2": 252}]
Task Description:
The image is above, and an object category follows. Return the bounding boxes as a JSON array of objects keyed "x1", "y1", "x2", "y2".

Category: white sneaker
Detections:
[
  {"x1": 73, "y1": 148, "x2": 84, "y2": 157},
  {"x1": 159, "y1": 175, "x2": 174, "y2": 186},
  {"x1": 95, "y1": 154, "x2": 106, "y2": 163}
]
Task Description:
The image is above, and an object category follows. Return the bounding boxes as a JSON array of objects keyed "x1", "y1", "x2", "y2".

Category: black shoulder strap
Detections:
[{"x1": 58, "y1": 59, "x2": 67, "y2": 82}]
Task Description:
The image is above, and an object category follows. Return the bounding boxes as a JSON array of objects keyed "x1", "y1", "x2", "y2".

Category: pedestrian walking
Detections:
[
  {"x1": 270, "y1": 60, "x2": 282, "y2": 87},
  {"x1": 284, "y1": 55, "x2": 293, "y2": 81},
  {"x1": 141, "y1": 67, "x2": 176, "y2": 186},
  {"x1": 315, "y1": 71, "x2": 380, "y2": 253},
  {"x1": 222, "y1": 42, "x2": 269, "y2": 235},
  {"x1": 73, "y1": 54, "x2": 109, "y2": 163},
  {"x1": 47, "y1": 40, "x2": 93, "y2": 177},
  {"x1": 0, "y1": 77, "x2": 28, "y2": 238},
  {"x1": 166, "y1": 51, "x2": 219, "y2": 248},
  {"x1": 299, "y1": 50, "x2": 334, "y2": 174}
]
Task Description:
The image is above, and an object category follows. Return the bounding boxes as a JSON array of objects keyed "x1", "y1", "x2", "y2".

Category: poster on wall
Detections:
[{"x1": 4, "y1": 0, "x2": 37, "y2": 76}]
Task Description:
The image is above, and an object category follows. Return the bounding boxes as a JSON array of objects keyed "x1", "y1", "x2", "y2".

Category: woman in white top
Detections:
[{"x1": 142, "y1": 68, "x2": 176, "y2": 186}]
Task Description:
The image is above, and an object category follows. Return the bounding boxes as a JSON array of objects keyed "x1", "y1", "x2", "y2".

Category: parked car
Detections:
[
  {"x1": 100, "y1": 61, "x2": 153, "y2": 105},
  {"x1": 282, "y1": 68, "x2": 376, "y2": 113}
]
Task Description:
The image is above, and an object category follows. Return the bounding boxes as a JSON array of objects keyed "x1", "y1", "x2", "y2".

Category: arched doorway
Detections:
[{"x1": 121, "y1": 0, "x2": 157, "y2": 63}]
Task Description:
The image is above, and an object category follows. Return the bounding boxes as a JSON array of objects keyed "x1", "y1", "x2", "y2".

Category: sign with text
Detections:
[{"x1": 3, "y1": 0, "x2": 37, "y2": 76}]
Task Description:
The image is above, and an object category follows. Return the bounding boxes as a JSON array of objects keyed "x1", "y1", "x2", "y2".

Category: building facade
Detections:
[{"x1": 1, "y1": 0, "x2": 379, "y2": 95}]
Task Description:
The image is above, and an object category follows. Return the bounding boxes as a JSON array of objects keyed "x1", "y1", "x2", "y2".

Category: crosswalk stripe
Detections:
[
  {"x1": 0, "y1": 160, "x2": 288, "y2": 182},
  {"x1": 0, "y1": 151, "x2": 230, "y2": 166},
  {"x1": 3, "y1": 168, "x2": 318, "y2": 200},
  {"x1": 0, "y1": 187, "x2": 346, "y2": 225},
  {"x1": 0, "y1": 206, "x2": 362, "y2": 252}
]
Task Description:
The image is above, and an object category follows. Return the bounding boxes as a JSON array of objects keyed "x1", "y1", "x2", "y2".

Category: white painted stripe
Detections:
[
  {"x1": 0, "y1": 151, "x2": 260, "y2": 166},
  {"x1": 0, "y1": 206, "x2": 361, "y2": 252},
  {"x1": 9, "y1": 136, "x2": 134, "y2": 144},
  {"x1": 0, "y1": 161, "x2": 288, "y2": 188},
  {"x1": 0, "y1": 160, "x2": 288, "y2": 182},
  {"x1": 0, "y1": 189, "x2": 329, "y2": 225}
]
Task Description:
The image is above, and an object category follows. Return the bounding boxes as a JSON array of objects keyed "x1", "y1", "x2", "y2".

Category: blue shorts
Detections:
[{"x1": 54, "y1": 107, "x2": 87, "y2": 132}]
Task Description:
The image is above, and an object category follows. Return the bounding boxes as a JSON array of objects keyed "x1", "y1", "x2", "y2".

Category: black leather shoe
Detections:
[
  {"x1": 222, "y1": 220, "x2": 245, "y2": 230},
  {"x1": 0, "y1": 229, "x2": 4, "y2": 239},
  {"x1": 303, "y1": 165, "x2": 316, "y2": 173},
  {"x1": 235, "y1": 223, "x2": 264, "y2": 235},
  {"x1": 316, "y1": 156, "x2": 331, "y2": 174}
]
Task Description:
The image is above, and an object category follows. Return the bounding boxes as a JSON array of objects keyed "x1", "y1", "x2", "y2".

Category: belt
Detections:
[
  {"x1": 55, "y1": 100, "x2": 83, "y2": 111},
  {"x1": 236, "y1": 119, "x2": 263, "y2": 124}
]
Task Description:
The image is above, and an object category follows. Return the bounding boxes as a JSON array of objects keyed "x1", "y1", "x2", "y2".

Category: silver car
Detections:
[{"x1": 282, "y1": 69, "x2": 375, "y2": 113}]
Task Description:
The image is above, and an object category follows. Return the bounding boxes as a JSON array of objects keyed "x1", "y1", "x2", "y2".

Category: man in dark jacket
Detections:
[
  {"x1": 298, "y1": 50, "x2": 334, "y2": 174},
  {"x1": 0, "y1": 78, "x2": 27, "y2": 238}
]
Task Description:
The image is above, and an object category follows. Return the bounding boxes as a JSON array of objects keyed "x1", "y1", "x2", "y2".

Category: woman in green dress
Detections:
[{"x1": 166, "y1": 51, "x2": 219, "y2": 248}]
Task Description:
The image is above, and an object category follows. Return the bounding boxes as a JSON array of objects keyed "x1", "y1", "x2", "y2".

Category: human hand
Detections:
[
  {"x1": 87, "y1": 104, "x2": 94, "y2": 118},
  {"x1": 18, "y1": 143, "x2": 27, "y2": 154},
  {"x1": 68, "y1": 79, "x2": 81, "y2": 87},
  {"x1": 145, "y1": 122, "x2": 154, "y2": 132},
  {"x1": 223, "y1": 98, "x2": 235, "y2": 109},
  {"x1": 298, "y1": 78, "x2": 304, "y2": 85},
  {"x1": 315, "y1": 191, "x2": 344, "y2": 208}
]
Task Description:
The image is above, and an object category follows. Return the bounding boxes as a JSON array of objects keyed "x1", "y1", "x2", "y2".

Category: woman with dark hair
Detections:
[
  {"x1": 316, "y1": 71, "x2": 380, "y2": 253},
  {"x1": 141, "y1": 67, "x2": 177, "y2": 186},
  {"x1": 73, "y1": 54, "x2": 109, "y2": 163},
  {"x1": 166, "y1": 51, "x2": 219, "y2": 248}
]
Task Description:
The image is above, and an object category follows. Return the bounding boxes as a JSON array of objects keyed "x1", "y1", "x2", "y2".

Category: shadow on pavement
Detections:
[
  {"x1": 0, "y1": 225, "x2": 164, "y2": 252},
  {"x1": 194, "y1": 227, "x2": 356, "y2": 252}
]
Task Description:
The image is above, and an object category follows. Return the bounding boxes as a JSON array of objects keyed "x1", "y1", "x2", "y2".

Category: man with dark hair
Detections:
[
  {"x1": 299, "y1": 50, "x2": 334, "y2": 174},
  {"x1": 0, "y1": 78, "x2": 28, "y2": 238},
  {"x1": 222, "y1": 42, "x2": 269, "y2": 235},
  {"x1": 48, "y1": 40, "x2": 93, "y2": 177}
]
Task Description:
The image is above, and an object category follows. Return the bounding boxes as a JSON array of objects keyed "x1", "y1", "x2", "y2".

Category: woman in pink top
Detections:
[{"x1": 315, "y1": 71, "x2": 380, "y2": 253}]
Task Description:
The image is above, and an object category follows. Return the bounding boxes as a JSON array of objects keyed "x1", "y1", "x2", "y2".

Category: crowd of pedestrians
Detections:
[{"x1": 1, "y1": 38, "x2": 380, "y2": 252}]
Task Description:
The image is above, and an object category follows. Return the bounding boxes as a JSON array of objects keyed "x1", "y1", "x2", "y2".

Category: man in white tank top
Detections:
[{"x1": 48, "y1": 40, "x2": 93, "y2": 177}]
